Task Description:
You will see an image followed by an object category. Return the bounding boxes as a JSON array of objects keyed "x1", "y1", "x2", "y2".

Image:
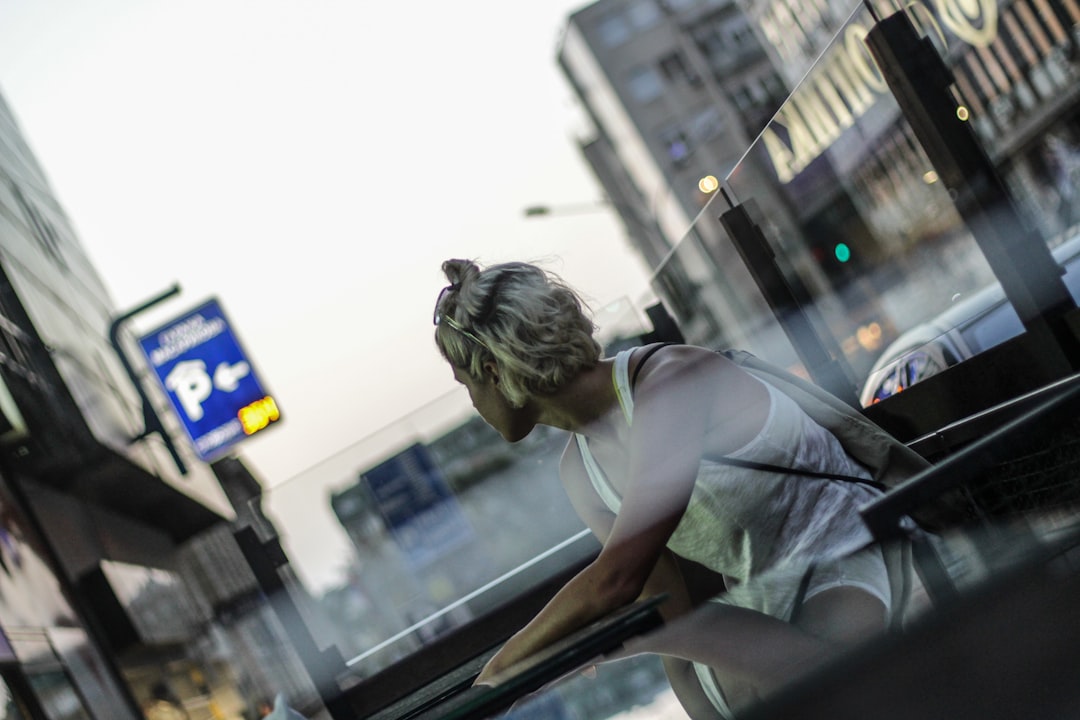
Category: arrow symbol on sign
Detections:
[{"x1": 213, "y1": 361, "x2": 251, "y2": 392}]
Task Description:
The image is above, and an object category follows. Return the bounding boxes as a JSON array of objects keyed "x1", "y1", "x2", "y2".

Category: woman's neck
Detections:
[{"x1": 535, "y1": 359, "x2": 621, "y2": 437}]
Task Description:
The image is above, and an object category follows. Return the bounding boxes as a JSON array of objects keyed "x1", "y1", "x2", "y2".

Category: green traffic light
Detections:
[{"x1": 834, "y1": 242, "x2": 851, "y2": 263}]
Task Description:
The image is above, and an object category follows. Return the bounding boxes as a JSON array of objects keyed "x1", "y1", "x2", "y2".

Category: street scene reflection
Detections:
[{"x1": 0, "y1": 0, "x2": 1078, "y2": 718}]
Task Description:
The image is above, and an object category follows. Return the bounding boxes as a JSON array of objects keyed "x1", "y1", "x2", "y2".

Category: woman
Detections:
[{"x1": 433, "y1": 258, "x2": 922, "y2": 718}]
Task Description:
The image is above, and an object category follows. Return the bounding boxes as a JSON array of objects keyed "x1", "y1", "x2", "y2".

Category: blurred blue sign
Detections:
[
  {"x1": 138, "y1": 298, "x2": 280, "y2": 461},
  {"x1": 362, "y1": 443, "x2": 474, "y2": 568}
]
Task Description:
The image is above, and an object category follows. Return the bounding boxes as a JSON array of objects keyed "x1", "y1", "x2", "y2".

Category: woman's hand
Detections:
[
  {"x1": 473, "y1": 639, "x2": 519, "y2": 686},
  {"x1": 469, "y1": 551, "x2": 648, "y2": 688},
  {"x1": 472, "y1": 672, "x2": 496, "y2": 688}
]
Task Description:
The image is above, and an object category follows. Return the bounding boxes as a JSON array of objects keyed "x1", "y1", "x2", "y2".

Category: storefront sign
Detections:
[{"x1": 760, "y1": 0, "x2": 1001, "y2": 183}]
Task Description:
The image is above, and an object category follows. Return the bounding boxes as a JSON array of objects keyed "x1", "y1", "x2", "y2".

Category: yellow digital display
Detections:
[{"x1": 238, "y1": 395, "x2": 280, "y2": 435}]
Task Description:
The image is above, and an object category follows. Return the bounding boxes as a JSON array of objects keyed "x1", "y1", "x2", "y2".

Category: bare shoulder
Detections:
[
  {"x1": 628, "y1": 343, "x2": 742, "y2": 391},
  {"x1": 629, "y1": 344, "x2": 769, "y2": 448}
]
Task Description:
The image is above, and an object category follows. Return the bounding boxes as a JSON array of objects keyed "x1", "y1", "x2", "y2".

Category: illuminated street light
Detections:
[{"x1": 698, "y1": 175, "x2": 719, "y2": 194}]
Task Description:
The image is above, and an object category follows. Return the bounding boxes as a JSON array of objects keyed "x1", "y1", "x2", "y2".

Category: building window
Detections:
[
  {"x1": 763, "y1": 73, "x2": 787, "y2": 102},
  {"x1": 9, "y1": 185, "x2": 66, "y2": 270},
  {"x1": 734, "y1": 24, "x2": 756, "y2": 48},
  {"x1": 658, "y1": 52, "x2": 698, "y2": 85},
  {"x1": 597, "y1": 12, "x2": 631, "y2": 47},
  {"x1": 659, "y1": 126, "x2": 693, "y2": 167},
  {"x1": 627, "y1": 66, "x2": 664, "y2": 103},
  {"x1": 731, "y1": 85, "x2": 753, "y2": 110},
  {"x1": 689, "y1": 106, "x2": 725, "y2": 143},
  {"x1": 627, "y1": 0, "x2": 661, "y2": 29},
  {"x1": 694, "y1": 24, "x2": 726, "y2": 60},
  {"x1": 749, "y1": 78, "x2": 768, "y2": 103}
]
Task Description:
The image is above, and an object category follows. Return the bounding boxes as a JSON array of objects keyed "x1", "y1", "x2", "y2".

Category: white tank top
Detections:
[
  {"x1": 574, "y1": 348, "x2": 879, "y2": 595},
  {"x1": 574, "y1": 349, "x2": 888, "y2": 718}
]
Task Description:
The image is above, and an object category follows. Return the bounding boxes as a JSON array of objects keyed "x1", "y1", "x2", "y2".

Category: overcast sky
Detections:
[{"x1": 0, "y1": 0, "x2": 661, "y2": 591}]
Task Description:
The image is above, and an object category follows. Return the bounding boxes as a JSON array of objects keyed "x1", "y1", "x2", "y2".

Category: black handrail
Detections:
[{"x1": 861, "y1": 373, "x2": 1080, "y2": 601}]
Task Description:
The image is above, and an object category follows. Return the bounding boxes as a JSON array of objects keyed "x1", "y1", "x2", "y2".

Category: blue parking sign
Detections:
[
  {"x1": 138, "y1": 298, "x2": 280, "y2": 461},
  {"x1": 362, "y1": 443, "x2": 474, "y2": 568}
]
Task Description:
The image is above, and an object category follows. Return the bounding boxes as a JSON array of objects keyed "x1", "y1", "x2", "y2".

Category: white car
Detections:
[{"x1": 860, "y1": 234, "x2": 1080, "y2": 407}]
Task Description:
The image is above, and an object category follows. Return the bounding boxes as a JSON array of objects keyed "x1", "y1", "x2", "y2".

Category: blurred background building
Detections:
[
  {"x1": 0, "y1": 91, "x2": 319, "y2": 720},
  {"x1": 558, "y1": 0, "x2": 1079, "y2": 380},
  {"x1": 557, "y1": 0, "x2": 853, "y2": 354}
]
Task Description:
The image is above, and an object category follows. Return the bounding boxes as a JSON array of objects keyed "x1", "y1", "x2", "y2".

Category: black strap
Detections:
[
  {"x1": 705, "y1": 455, "x2": 886, "y2": 491},
  {"x1": 629, "y1": 342, "x2": 678, "y2": 390},
  {"x1": 628, "y1": 343, "x2": 886, "y2": 492}
]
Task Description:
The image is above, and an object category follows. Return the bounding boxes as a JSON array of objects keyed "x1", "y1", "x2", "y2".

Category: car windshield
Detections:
[
  {"x1": 961, "y1": 240, "x2": 1080, "y2": 353},
  {"x1": 864, "y1": 235, "x2": 1080, "y2": 404}
]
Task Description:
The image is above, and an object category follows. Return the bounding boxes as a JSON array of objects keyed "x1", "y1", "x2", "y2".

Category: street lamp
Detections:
[
  {"x1": 524, "y1": 175, "x2": 718, "y2": 263},
  {"x1": 521, "y1": 200, "x2": 689, "y2": 346},
  {"x1": 523, "y1": 198, "x2": 668, "y2": 259},
  {"x1": 522, "y1": 202, "x2": 614, "y2": 217}
]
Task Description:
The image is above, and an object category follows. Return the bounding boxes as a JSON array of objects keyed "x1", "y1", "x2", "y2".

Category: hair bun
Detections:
[{"x1": 441, "y1": 258, "x2": 480, "y2": 288}]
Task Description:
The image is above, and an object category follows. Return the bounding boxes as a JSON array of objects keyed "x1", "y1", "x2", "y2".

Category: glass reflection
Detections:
[
  {"x1": 648, "y1": 0, "x2": 1080, "y2": 410},
  {"x1": 246, "y1": 3, "x2": 1080, "y2": 714},
  {"x1": 257, "y1": 299, "x2": 650, "y2": 676}
]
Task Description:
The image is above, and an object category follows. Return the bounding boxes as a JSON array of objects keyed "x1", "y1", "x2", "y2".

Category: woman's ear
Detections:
[{"x1": 482, "y1": 359, "x2": 500, "y2": 385}]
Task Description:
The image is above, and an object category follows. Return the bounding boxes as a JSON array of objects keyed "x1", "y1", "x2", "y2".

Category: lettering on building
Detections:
[{"x1": 760, "y1": 0, "x2": 1001, "y2": 183}]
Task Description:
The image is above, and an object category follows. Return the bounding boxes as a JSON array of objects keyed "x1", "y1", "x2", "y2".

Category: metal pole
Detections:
[{"x1": 107, "y1": 284, "x2": 187, "y2": 475}]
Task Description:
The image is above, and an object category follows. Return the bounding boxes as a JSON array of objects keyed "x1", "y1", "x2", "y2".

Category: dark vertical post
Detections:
[
  {"x1": 233, "y1": 527, "x2": 351, "y2": 720},
  {"x1": 721, "y1": 200, "x2": 861, "y2": 407},
  {"x1": 107, "y1": 284, "x2": 187, "y2": 475},
  {"x1": 864, "y1": 8, "x2": 1080, "y2": 370}
]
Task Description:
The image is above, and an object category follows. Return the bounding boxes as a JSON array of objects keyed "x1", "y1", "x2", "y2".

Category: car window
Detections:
[
  {"x1": 959, "y1": 248, "x2": 1080, "y2": 354},
  {"x1": 958, "y1": 301, "x2": 1023, "y2": 354}
]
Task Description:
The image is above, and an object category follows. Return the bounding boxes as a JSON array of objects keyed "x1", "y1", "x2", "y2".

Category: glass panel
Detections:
[
  {"x1": 255, "y1": 299, "x2": 649, "y2": 677},
  {"x1": 46, "y1": 628, "x2": 132, "y2": 720},
  {"x1": 460, "y1": 653, "x2": 680, "y2": 720},
  {"x1": 680, "y1": 0, "x2": 1080, "y2": 407},
  {"x1": 260, "y1": 387, "x2": 593, "y2": 674},
  {"x1": 647, "y1": 1, "x2": 1080, "y2": 689},
  {"x1": 24, "y1": 672, "x2": 89, "y2": 720},
  {"x1": 650, "y1": 208, "x2": 806, "y2": 376},
  {"x1": 245, "y1": 2, "x2": 1080, "y2": 713}
]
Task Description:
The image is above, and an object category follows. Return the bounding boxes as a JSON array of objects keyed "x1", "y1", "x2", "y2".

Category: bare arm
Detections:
[
  {"x1": 476, "y1": 347, "x2": 879, "y2": 698},
  {"x1": 561, "y1": 443, "x2": 699, "y2": 623},
  {"x1": 475, "y1": 348, "x2": 742, "y2": 684},
  {"x1": 474, "y1": 440, "x2": 668, "y2": 684}
]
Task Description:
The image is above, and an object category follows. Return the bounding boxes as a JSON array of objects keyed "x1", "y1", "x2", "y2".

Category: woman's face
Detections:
[{"x1": 452, "y1": 364, "x2": 534, "y2": 442}]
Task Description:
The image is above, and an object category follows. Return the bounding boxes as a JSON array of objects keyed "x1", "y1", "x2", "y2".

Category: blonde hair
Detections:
[{"x1": 434, "y1": 259, "x2": 602, "y2": 407}]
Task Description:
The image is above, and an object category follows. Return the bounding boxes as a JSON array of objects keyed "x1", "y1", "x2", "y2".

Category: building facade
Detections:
[
  {"x1": 0, "y1": 91, "x2": 318, "y2": 719},
  {"x1": 558, "y1": 0, "x2": 1079, "y2": 381},
  {"x1": 558, "y1": 0, "x2": 836, "y2": 351}
]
